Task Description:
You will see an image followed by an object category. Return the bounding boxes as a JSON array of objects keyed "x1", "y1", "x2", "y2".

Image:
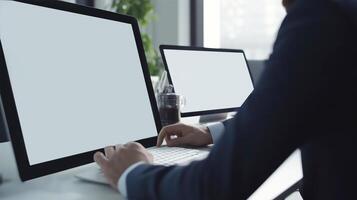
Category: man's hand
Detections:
[
  {"x1": 93, "y1": 142, "x2": 153, "y2": 189},
  {"x1": 157, "y1": 123, "x2": 213, "y2": 147}
]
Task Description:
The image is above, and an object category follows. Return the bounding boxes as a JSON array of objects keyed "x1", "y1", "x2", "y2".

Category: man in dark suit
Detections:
[{"x1": 94, "y1": 0, "x2": 357, "y2": 199}]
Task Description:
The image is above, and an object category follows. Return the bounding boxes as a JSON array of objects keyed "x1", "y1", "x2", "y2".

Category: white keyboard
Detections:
[
  {"x1": 148, "y1": 146, "x2": 209, "y2": 166},
  {"x1": 75, "y1": 147, "x2": 209, "y2": 185}
]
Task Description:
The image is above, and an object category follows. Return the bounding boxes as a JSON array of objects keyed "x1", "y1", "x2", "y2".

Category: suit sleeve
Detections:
[
  {"x1": 222, "y1": 118, "x2": 235, "y2": 129},
  {"x1": 126, "y1": 0, "x2": 347, "y2": 199}
]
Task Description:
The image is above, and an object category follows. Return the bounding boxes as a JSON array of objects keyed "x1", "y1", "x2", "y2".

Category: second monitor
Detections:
[{"x1": 160, "y1": 45, "x2": 254, "y2": 117}]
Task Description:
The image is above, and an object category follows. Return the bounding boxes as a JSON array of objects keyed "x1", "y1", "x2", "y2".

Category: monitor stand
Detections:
[{"x1": 199, "y1": 113, "x2": 228, "y2": 124}]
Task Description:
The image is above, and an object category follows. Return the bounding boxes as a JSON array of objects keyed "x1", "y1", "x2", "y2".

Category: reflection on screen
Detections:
[
  {"x1": 0, "y1": 1, "x2": 157, "y2": 165},
  {"x1": 163, "y1": 49, "x2": 254, "y2": 114}
]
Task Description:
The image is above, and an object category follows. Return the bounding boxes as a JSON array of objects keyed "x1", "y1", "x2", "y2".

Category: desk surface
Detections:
[
  {"x1": 0, "y1": 140, "x2": 303, "y2": 200},
  {"x1": 0, "y1": 142, "x2": 123, "y2": 200}
]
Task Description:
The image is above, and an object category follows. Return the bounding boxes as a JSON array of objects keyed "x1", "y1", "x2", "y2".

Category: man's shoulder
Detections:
[{"x1": 332, "y1": 0, "x2": 357, "y2": 23}]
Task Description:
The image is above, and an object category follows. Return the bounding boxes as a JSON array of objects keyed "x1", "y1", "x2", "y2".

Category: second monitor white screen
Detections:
[{"x1": 163, "y1": 49, "x2": 254, "y2": 114}]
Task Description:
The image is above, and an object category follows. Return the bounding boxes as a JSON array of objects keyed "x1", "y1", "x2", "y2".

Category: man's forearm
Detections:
[
  {"x1": 118, "y1": 120, "x2": 228, "y2": 196},
  {"x1": 117, "y1": 162, "x2": 145, "y2": 196}
]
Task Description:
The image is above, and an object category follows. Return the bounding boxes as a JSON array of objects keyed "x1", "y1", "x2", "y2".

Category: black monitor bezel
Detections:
[
  {"x1": 160, "y1": 45, "x2": 254, "y2": 117},
  {"x1": 0, "y1": 0, "x2": 161, "y2": 181}
]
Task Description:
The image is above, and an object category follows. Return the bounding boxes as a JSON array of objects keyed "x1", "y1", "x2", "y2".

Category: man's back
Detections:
[
  {"x1": 259, "y1": 0, "x2": 357, "y2": 198},
  {"x1": 277, "y1": 0, "x2": 357, "y2": 198}
]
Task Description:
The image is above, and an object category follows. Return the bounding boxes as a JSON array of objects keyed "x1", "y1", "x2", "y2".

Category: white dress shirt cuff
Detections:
[
  {"x1": 118, "y1": 161, "x2": 145, "y2": 197},
  {"x1": 206, "y1": 122, "x2": 225, "y2": 144}
]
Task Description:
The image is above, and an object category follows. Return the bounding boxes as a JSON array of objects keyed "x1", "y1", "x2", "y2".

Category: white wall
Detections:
[
  {"x1": 94, "y1": 0, "x2": 111, "y2": 10},
  {"x1": 149, "y1": 0, "x2": 190, "y2": 49}
]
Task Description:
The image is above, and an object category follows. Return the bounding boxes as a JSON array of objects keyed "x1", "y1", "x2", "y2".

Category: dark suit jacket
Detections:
[{"x1": 127, "y1": 0, "x2": 357, "y2": 199}]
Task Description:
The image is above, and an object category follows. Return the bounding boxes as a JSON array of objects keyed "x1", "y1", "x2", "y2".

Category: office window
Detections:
[{"x1": 204, "y1": 0, "x2": 286, "y2": 60}]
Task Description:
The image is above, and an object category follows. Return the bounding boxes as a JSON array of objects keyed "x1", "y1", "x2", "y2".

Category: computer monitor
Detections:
[
  {"x1": 160, "y1": 45, "x2": 254, "y2": 117},
  {"x1": 0, "y1": 0, "x2": 161, "y2": 181}
]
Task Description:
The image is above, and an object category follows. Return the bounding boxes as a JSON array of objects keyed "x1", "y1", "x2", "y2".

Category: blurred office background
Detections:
[{"x1": 63, "y1": 0, "x2": 286, "y2": 76}]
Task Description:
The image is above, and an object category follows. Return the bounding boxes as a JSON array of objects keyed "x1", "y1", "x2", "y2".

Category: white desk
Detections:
[
  {"x1": 0, "y1": 140, "x2": 303, "y2": 200},
  {"x1": 0, "y1": 142, "x2": 124, "y2": 200},
  {"x1": 249, "y1": 150, "x2": 303, "y2": 200}
]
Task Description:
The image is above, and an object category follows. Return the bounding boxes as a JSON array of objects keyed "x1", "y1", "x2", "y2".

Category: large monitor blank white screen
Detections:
[
  {"x1": 0, "y1": 1, "x2": 157, "y2": 165},
  {"x1": 163, "y1": 49, "x2": 254, "y2": 114}
]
